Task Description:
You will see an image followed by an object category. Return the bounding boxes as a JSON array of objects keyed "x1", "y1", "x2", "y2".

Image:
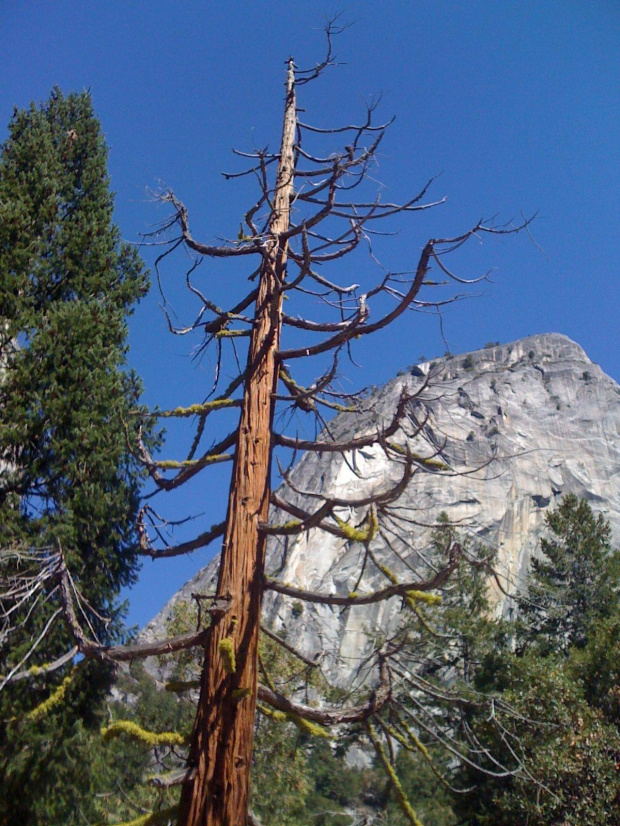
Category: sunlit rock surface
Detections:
[{"x1": 142, "y1": 334, "x2": 620, "y2": 681}]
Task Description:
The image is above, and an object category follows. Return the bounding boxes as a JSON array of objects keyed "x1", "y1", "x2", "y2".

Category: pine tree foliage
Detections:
[
  {"x1": 0, "y1": 88, "x2": 151, "y2": 824},
  {"x1": 455, "y1": 497, "x2": 620, "y2": 825},
  {"x1": 517, "y1": 493, "x2": 620, "y2": 653},
  {"x1": 457, "y1": 651, "x2": 620, "y2": 826}
]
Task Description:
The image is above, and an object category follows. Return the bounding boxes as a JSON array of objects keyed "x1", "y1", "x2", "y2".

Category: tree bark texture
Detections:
[{"x1": 176, "y1": 59, "x2": 297, "y2": 826}]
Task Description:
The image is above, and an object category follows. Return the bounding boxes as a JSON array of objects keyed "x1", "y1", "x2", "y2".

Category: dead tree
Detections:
[
  {"x1": 148, "y1": 35, "x2": 530, "y2": 824},
  {"x1": 0, "y1": 23, "x2": 534, "y2": 826}
]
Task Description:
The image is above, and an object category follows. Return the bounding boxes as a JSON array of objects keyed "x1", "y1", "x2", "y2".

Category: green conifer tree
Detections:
[
  {"x1": 517, "y1": 494, "x2": 620, "y2": 653},
  {"x1": 454, "y1": 498, "x2": 620, "y2": 825},
  {"x1": 0, "y1": 88, "x2": 151, "y2": 824}
]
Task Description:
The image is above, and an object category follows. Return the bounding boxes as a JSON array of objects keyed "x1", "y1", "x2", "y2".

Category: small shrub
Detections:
[{"x1": 462, "y1": 355, "x2": 475, "y2": 371}]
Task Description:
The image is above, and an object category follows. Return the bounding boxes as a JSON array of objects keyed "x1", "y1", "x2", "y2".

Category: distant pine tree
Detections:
[
  {"x1": 517, "y1": 494, "x2": 620, "y2": 653},
  {"x1": 0, "y1": 88, "x2": 152, "y2": 824},
  {"x1": 454, "y1": 498, "x2": 620, "y2": 825}
]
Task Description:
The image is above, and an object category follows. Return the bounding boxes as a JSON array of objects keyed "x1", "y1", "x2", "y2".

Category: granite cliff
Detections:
[{"x1": 141, "y1": 333, "x2": 620, "y2": 680}]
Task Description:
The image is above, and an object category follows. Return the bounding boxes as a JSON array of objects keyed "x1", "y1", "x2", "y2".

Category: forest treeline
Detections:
[
  {"x1": 90, "y1": 496, "x2": 620, "y2": 825},
  {"x1": 4, "y1": 488, "x2": 620, "y2": 825}
]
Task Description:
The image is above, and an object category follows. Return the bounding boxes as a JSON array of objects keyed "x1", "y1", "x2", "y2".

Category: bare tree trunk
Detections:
[{"x1": 176, "y1": 59, "x2": 296, "y2": 826}]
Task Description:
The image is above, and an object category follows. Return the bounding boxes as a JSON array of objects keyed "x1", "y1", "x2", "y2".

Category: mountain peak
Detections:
[
  {"x1": 143, "y1": 333, "x2": 620, "y2": 681},
  {"x1": 421, "y1": 333, "x2": 590, "y2": 379}
]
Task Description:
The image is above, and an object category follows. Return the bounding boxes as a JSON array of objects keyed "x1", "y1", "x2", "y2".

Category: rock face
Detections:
[{"x1": 141, "y1": 333, "x2": 620, "y2": 681}]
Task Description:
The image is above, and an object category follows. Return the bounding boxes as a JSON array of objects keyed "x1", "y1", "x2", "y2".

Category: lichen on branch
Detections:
[{"x1": 101, "y1": 720, "x2": 185, "y2": 748}]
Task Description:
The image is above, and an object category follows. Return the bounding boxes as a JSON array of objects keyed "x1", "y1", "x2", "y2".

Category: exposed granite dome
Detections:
[{"x1": 142, "y1": 334, "x2": 620, "y2": 681}]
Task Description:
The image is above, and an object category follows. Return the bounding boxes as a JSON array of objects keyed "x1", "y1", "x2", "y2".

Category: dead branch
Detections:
[
  {"x1": 160, "y1": 191, "x2": 261, "y2": 258},
  {"x1": 279, "y1": 241, "x2": 433, "y2": 360},
  {"x1": 273, "y1": 389, "x2": 417, "y2": 454},
  {"x1": 87, "y1": 630, "x2": 209, "y2": 663},
  {"x1": 138, "y1": 516, "x2": 226, "y2": 560},
  {"x1": 137, "y1": 429, "x2": 237, "y2": 491},
  {"x1": 269, "y1": 493, "x2": 352, "y2": 541},
  {"x1": 149, "y1": 767, "x2": 197, "y2": 789},
  {"x1": 274, "y1": 450, "x2": 415, "y2": 512},
  {"x1": 264, "y1": 559, "x2": 457, "y2": 607},
  {"x1": 260, "y1": 625, "x2": 321, "y2": 668},
  {"x1": 4, "y1": 645, "x2": 79, "y2": 684},
  {"x1": 257, "y1": 648, "x2": 390, "y2": 724}
]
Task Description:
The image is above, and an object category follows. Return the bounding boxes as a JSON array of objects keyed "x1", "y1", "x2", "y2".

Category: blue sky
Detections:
[{"x1": 2, "y1": 1, "x2": 619, "y2": 627}]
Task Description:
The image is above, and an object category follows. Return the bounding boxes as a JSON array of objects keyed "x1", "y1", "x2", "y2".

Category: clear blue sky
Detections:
[{"x1": 2, "y1": 1, "x2": 619, "y2": 627}]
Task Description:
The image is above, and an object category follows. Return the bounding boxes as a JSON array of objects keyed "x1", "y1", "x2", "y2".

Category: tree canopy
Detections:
[
  {"x1": 517, "y1": 493, "x2": 620, "y2": 653},
  {"x1": 455, "y1": 496, "x2": 620, "y2": 825},
  {"x1": 0, "y1": 88, "x2": 151, "y2": 824}
]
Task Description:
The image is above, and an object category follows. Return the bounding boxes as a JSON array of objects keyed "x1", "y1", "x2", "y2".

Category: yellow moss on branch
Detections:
[
  {"x1": 109, "y1": 806, "x2": 178, "y2": 826},
  {"x1": 101, "y1": 720, "x2": 185, "y2": 748},
  {"x1": 366, "y1": 508, "x2": 379, "y2": 542},
  {"x1": 268, "y1": 518, "x2": 302, "y2": 532},
  {"x1": 410, "y1": 603, "x2": 442, "y2": 636},
  {"x1": 153, "y1": 452, "x2": 232, "y2": 470},
  {"x1": 366, "y1": 722, "x2": 424, "y2": 826},
  {"x1": 232, "y1": 687, "x2": 252, "y2": 701},
  {"x1": 383, "y1": 720, "x2": 431, "y2": 762},
  {"x1": 164, "y1": 679, "x2": 201, "y2": 692},
  {"x1": 405, "y1": 590, "x2": 442, "y2": 607},
  {"x1": 279, "y1": 367, "x2": 355, "y2": 413},
  {"x1": 377, "y1": 565, "x2": 441, "y2": 620},
  {"x1": 154, "y1": 459, "x2": 197, "y2": 469},
  {"x1": 279, "y1": 367, "x2": 300, "y2": 387},
  {"x1": 411, "y1": 453, "x2": 449, "y2": 471},
  {"x1": 27, "y1": 670, "x2": 75, "y2": 721},
  {"x1": 215, "y1": 329, "x2": 250, "y2": 338},
  {"x1": 256, "y1": 703, "x2": 331, "y2": 738},
  {"x1": 408, "y1": 729, "x2": 431, "y2": 762},
  {"x1": 257, "y1": 701, "x2": 287, "y2": 722},
  {"x1": 335, "y1": 507, "x2": 378, "y2": 544},
  {"x1": 156, "y1": 399, "x2": 238, "y2": 418},
  {"x1": 287, "y1": 712, "x2": 331, "y2": 738},
  {"x1": 218, "y1": 637, "x2": 236, "y2": 674},
  {"x1": 378, "y1": 563, "x2": 399, "y2": 585},
  {"x1": 2, "y1": 660, "x2": 58, "y2": 680},
  {"x1": 327, "y1": 402, "x2": 357, "y2": 413},
  {"x1": 385, "y1": 442, "x2": 449, "y2": 471},
  {"x1": 383, "y1": 713, "x2": 456, "y2": 790}
]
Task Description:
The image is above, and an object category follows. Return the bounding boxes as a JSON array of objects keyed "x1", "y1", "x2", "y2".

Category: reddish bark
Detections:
[{"x1": 176, "y1": 59, "x2": 297, "y2": 826}]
